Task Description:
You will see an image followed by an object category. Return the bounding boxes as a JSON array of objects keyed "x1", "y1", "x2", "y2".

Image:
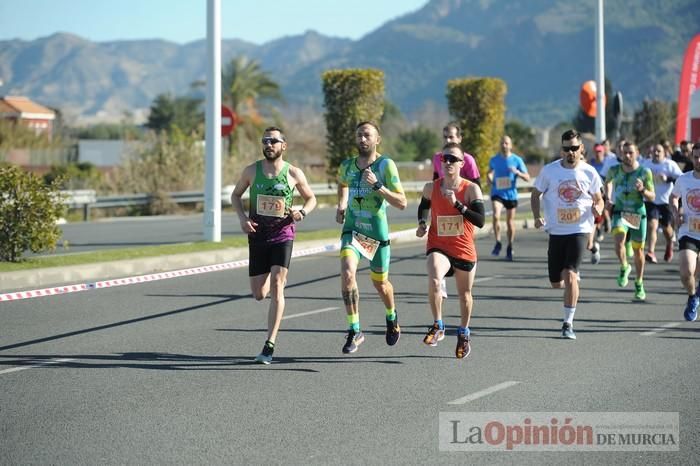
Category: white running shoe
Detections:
[{"x1": 591, "y1": 241, "x2": 600, "y2": 265}]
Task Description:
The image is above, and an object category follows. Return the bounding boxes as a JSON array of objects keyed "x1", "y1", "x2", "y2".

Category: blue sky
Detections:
[{"x1": 0, "y1": 0, "x2": 429, "y2": 44}]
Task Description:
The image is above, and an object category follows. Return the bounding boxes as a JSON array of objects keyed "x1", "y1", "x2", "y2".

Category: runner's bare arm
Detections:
[
  {"x1": 289, "y1": 166, "x2": 317, "y2": 222},
  {"x1": 336, "y1": 183, "x2": 349, "y2": 224},
  {"x1": 231, "y1": 164, "x2": 257, "y2": 233}
]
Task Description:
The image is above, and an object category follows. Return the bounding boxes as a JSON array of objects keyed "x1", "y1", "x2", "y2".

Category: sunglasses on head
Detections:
[
  {"x1": 441, "y1": 153, "x2": 464, "y2": 164},
  {"x1": 561, "y1": 145, "x2": 581, "y2": 153},
  {"x1": 261, "y1": 137, "x2": 284, "y2": 145}
]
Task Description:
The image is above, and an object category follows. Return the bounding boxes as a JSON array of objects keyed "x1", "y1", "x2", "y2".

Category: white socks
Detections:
[{"x1": 563, "y1": 306, "x2": 576, "y2": 325}]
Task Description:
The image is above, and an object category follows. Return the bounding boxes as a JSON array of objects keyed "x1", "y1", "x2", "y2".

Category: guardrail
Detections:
[{"x1": 62, "y1": 179, "x2": 535, "y2": 221}]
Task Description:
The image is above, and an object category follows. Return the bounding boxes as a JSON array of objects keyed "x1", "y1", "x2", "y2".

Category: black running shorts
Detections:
[
  {"x1": 248, "y1": 240, "x2": 293, "y2": 276},
  {"x1": 547, "y1": 233, "x2": 587, "y2": 283},
  {"x1": 427, "y1": 248, "x2": 476, "y2": 277}
]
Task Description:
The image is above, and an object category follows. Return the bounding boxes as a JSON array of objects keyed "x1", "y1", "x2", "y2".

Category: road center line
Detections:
[
  {"x1": 283, "y1": 307, "x2": 340, "y2": 320},
  {"x1": 447, "y1": 381, "x2": 520, "y2": 405},
  {"x1": 639, "y1": 322, "x2": 682, "y2": 336},
  {"x1": 0, "y1": 358, "x2": 75, "y2": 376}
]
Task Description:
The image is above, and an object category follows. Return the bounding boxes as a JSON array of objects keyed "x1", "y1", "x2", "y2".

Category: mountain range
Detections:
[{"x1": 0, "y1": 0, "x2": 697, "y2": 127}]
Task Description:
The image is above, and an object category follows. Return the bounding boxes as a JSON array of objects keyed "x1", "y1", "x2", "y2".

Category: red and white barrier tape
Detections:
[
  {"x1": 0, "y1": 229, "x2": 418, "y2": 302},
  {"x1": 0, "y1": 241, "x2": 343, "y2": 302}
]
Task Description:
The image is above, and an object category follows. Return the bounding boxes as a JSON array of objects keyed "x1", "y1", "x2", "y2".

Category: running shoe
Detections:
[
  {"x1": 491, "y1": 241, "x2": 502, "y2": 256},
  {"x1": 423, "y1": 324, "x2": 445, "y2": 347},
  {"x1": 684, "y1": 295, "x2": 699, "y2": 322},
  {"x1": 591, "y1": 242, "x2": 600, "y2": 265},
  {"x1": 617, "y1": 263, "x2": 632, "y2": 287},
  {"x1": 634, "y1": 281, "x2": 646, "y2": 301},
  {"x1": 385, "y1": 312, "x2": 401, "y2": 346},
  {"x1": 342, "y1": 330, "x2": 365, "y2": 353},
  {"x1": 596, "y1": 231, "x2": 605, "y2": 242},
  {"x1": 254, "y1": 342, "x2": 274, "y2": 365},
  {"x1": 645, "y1": 251, "x2": 657, "y2": 264},
  {"x1": 455, "y1": 333, "x2": 471, "y2": 359},
  {"x1": 561, "y1": 322, "x2": 576, "y2": 340},
  {"x1": 440, "y1": 278, "x2": 448, "y2": 299},
  {"x1": 505, "y1": 245, "x2": 513, "y2": 261},
  {"x1": 664, "y1": 243, "x2": 674, "y2": 262}
]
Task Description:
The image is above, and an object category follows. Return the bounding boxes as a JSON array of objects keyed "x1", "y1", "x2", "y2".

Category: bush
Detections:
[
  {"x1": 446, "y1": 77, "x2": 507, "y2": 182},
  {"x1": 322, "y1": 69, "x2": 385, "y2": 177},
  {"x1": 43, "y1": 162, "x2": 103, "y2": 190},
  {"x1": 0, "y1": 165, "x2": 66, "y2": 262}
]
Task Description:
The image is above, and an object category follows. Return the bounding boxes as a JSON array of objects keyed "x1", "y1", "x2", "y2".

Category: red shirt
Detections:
[{"x1": 427, "y1": 178, "x2": 477, "y2": 262}]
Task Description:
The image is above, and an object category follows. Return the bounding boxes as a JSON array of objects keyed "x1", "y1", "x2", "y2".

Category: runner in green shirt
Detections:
[{"x1": 605, "y1": 142, "x2": 655, "y2": 301}]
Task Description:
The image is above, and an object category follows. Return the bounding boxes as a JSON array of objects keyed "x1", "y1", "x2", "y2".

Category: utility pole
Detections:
[
  {"x1": 204, "y1": 0, "x2": 221, "y2": 242},
  {"x1": 595, "y1": 0, "x2": 606, "y2": 142}
]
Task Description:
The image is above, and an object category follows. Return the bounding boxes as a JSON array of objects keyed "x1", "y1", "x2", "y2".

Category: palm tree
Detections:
[{"x1": 222, "y1": 56, "x2": 284, "y2": 156}]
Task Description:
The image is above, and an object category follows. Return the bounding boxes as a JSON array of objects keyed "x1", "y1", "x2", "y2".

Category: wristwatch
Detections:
[
  {"x1": 372, "y1": 181, "x2": 383, "y2": 191},
  {"x1": 299, "y1": 209, "x2": 307, "y2": 218}
]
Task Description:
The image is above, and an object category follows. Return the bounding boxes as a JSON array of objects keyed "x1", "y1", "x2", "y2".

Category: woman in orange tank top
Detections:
[{"x1": 416, "y1": 143, "x2": 485, "y2": 359}]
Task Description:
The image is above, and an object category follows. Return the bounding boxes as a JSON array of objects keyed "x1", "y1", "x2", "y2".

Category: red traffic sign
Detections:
[{"x1": 221, "y1": 105, "x2": 237, "y2": 137}]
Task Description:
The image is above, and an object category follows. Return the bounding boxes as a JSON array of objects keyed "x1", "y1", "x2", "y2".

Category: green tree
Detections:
[
  {"x1": 145, "y1": 93, "x2": 203, "y2": 136},
  {"x1": 0, "y1": 165, "x2": 66, "y2": 262},
  {"x1": 322, "y1": 69, "x2": 385, "y2": 177},
  {"x1": 398, "y1": 126, "x2": 441, "y2": 161},
  {"x1": 222, "y1": 56, "x2": 284, "y2": 155},
  {"x1": 632, "y1": 99, "x2": 675, "y2": 149},
  {"x1": 43, "y1": 162, "x2": 103, "y2": 190},
  {"x1": 505, "y1": 120, "x2": 548, "y2": 163}
]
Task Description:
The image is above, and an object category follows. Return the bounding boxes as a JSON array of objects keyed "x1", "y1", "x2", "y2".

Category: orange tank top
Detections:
[{"x1": 426, "y1": 178, "x2": 477, "y2": 261}]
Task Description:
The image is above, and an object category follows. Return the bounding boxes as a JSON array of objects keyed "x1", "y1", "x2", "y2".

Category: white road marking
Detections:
[
  {"x1": 447, "y1": 381, "x2": 521, "y2": 405},
  {"x1": 0, "y1": 358, "x2": 75, "y2": 376},
  {"x1": 639, "y1": 322, "x2": 682, "y2": 336},
  {"x1": 474, "y1": 275, "x2": 500, "y2": 283},
  {"x1": 283, "y1": 307, "x2": 339, "y2": 320}
]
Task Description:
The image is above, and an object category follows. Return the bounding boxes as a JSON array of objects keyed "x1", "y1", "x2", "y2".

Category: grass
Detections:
[{"x1": 0, "y1": 222, "x2": 420, "y2": 273}]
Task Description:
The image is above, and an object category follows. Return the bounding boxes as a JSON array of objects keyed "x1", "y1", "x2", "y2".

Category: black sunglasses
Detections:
[
  {"x1": 562, "y1": 145, "x2": 581, "y2": 153},
  {"x1": 441, "y1": 153, "x2": 464, "y2": 164},
  {"x1": 261, "y1": 137, "x2": 284, "y2": 145}
]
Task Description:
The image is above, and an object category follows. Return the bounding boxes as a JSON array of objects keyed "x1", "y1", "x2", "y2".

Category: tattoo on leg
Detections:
[{"x1": 342, "y1": 288, "x2": 359, "y2": 305}]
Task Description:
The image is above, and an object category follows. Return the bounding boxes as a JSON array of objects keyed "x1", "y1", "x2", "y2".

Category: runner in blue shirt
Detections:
[{"x1": 487, "y1": 135, "x2": 530, "y2": 261}]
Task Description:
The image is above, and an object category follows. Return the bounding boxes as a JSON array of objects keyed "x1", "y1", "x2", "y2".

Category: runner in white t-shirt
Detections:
[
  {"x1": 670, "y1": 142, "x2": 700, "y2": 322},
  {"x1": 641, "y1": 144, "x2": 683, "y2": 263},
  {"x1": 531, "y1": 129, "x2": 604, "y2": 340}
]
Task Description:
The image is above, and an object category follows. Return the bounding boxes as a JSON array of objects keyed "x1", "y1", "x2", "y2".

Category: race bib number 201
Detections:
[
  {"x1": 689, "y1": 216, "x2": 700, "y2": 233},
  {"x1": 557, "y1": 208, "x2": 580, "y2": 224}
]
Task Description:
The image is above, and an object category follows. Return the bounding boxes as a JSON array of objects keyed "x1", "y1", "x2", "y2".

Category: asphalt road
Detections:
[{"x1": 1, "y1": 230, "x2": 698, "y2": 464}]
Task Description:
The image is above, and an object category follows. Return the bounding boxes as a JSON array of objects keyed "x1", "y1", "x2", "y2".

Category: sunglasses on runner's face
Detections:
[
  {"x1": 261, "y1": 137, "x2": 284, "y2": 145},
  {"x1": 561, "y1": 145, "x2": 581, "y2": 152},
  {"x1": 442, "y1": 153, "x2": 464, "y2": 164}
]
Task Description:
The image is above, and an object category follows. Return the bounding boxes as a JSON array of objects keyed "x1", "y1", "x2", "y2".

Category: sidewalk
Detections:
[{"x1": 0, "y1": 220, "x2": 519, "y2": 294}]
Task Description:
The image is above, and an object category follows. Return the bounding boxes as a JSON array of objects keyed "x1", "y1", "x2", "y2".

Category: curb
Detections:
[
  {"x1": 0, "y1": 229, "x2": 426, "y2": 299},
  {"x1": 0, "y1": 218, "x2": 515, "y2": 300}
]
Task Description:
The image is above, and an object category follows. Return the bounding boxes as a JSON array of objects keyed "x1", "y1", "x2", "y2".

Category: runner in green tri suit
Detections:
[
  {"x1": 604, "y1": 142, "x2": 655, "y2": 301},
  {"x1": 335, "y1": 121, "x2": 407, "y2": 354}
]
